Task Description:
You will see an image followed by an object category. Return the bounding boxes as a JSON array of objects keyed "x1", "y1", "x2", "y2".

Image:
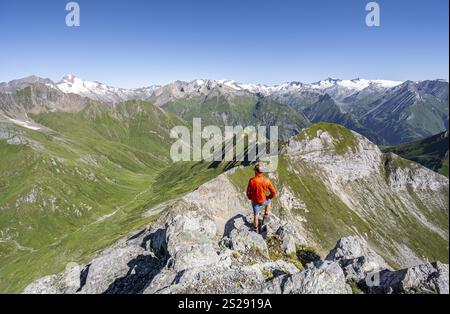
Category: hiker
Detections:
[{"x1": 246, "y1": 163, "x2": 277, "y2": 233}]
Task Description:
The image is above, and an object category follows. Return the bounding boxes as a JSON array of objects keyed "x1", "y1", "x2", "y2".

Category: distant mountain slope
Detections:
[
  {"x1": 382, "y1": 131, "x2": 449, "y2": 177},
  {"x1": 268, "y1": 78, "x2": 449, "y2": 146},
  {"x1": 302, "y1": 94, "x2": 382, "y2": 143},
  {"x1": 151, "y1": 80, "x2": 311, "y2": 140},
  {"x1": 356, "y1": 80, "x2": 449, "y2": 144}
]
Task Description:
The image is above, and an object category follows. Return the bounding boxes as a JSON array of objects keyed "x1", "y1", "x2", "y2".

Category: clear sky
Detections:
[{"x1": 0, "y1": 0, "x2": 448, "y2": 88}]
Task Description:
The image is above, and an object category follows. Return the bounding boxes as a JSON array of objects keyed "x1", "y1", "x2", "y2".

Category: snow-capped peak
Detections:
[
  {"x1": 210, "y1": 78, "x2": 404, "y2": 96},
  {"x1": 56, "y1": 74, "x2": 156, "y2": 103},
  {"x1": 308, "y1": 78, "x2": 403, "y2": 91},
  {"x1": 61, "y1": 74, "x2": 76, "y2": 83}
]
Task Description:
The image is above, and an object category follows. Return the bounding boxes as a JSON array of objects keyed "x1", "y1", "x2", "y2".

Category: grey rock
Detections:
[
  {"x1": 435, "y1": 262, "x2": 449, "y2": 294},
  {"x1": 326, "y1": 236, "x2": 389, "y2": 281},
  {"x1": 59, "y1": 264, "x2": 83, "y2": 294},
  {"x1": 164, "y1": 209, "x2": 220, "y2": 272},
  {"x1": 153, "y1": 265, "x2": 264, "y2": 294},
  {"x1": 23, "y1": 264, "x2": 83, "y2": 294},
  {"x1": 227, "y1": 217, "x2": 268, "y2": 257},
  {"x1": 79, "y1": 244, "x2": 148, "y2": 294},
  {"x1": 368, "y1": 262, "x2": 449, "y2": 294},
  {"x1": 262, "y1": 261, "x2": 351, "y2": 294},
  {"x1": 276, "y1": 226, "x2": 297, "y2": 255},
  {"x1": 23, "y1": 275, "x2": 60, "y2": 294},
  {"x1": 170, "y1": 243, "x2": 220, "y2": 272},
  {"x1": 7, "y1": 135, "x2": 28, "y2": 145}
]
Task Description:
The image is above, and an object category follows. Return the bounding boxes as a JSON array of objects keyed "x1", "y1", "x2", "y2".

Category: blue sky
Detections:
[{"x1": 0, "y1": 0, "x2": 448, "y2": 88}]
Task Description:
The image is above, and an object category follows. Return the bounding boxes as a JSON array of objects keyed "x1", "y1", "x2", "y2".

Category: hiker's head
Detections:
[{"x1": 254, "y1": 163, "x2": 263, "y2": 174}]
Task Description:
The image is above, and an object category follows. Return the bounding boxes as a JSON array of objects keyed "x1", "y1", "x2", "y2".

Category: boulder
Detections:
[
  {"x1": 79, "y1": 244, "x2": 150, "y2": 294},
  {"x1": 326, "y1": 236, "x2": 389, "y2": 281},
  {"x1": 367, "y1": 262, "x2": 449, "y2": 294},
  {"x1": 23, "y1": 275, "x2": 60, "y2": 294},
  {"x1": 262, "y1": 261, "x2": 351, "y2": 294},
  {"x1": 276, "y1": 226, "x2": 297, "y2": 255},
  {"x1": 227, "y1": 217, "x2": 268, "y2": 257},
  {"x1": 164, "y1": 210, "x2": 220, "y2": 271}
]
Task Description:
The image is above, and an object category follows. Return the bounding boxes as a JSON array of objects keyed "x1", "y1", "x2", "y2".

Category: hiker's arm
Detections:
[
  {"x1": 246, "y1": 180, "x2": 252, "y2": 200},
  {"x1": 267, "y1": 180, "x2": 277, "y2": 199}
]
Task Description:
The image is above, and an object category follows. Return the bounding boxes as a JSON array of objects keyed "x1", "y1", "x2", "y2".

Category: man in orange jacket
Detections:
[{"x1": 246, "y1": 163, "x2": 277, "y2": 233}]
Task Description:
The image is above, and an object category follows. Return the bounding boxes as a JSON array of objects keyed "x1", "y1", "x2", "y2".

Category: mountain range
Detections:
[
  {"x1": 0, "y1": 75, "x2": 448, "y2": 293},
  {"x1": 1, "y1": 75, "x2": 447, "y2": 145}
]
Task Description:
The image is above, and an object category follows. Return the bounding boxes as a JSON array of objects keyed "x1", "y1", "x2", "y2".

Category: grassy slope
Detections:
[
  {"x1": 295, "y1": 122, "x2": 358, "y2": 154},
  {"x1": 382, "y1": 131, "x2": 449, "y2": 177},
  {"x1": 163, "y1": 94, "x2": 310, "y2": 140},
  {"x1": 303, "y1": 96, "x2": 382, "y2": 144},
  {"x1": 364, "y1": 96, "x2": 448, "y2": 145}
]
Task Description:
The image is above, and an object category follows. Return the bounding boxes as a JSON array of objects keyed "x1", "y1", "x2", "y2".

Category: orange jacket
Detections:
[{"x1": 246, "y1": 173, "x2": 277, "y2": 204}]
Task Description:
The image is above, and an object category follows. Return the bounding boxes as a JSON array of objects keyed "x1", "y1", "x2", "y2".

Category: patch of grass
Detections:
[
  {"x1": 295, "y1": 244, "x2": 321, "y2": 266},
  {"x1": 266, "y1": 235, "x2": 304, "y2": 271},
  {"x1": 266, "y1": 236, "x2": 284, "y2": 260},
  {"x1": 261, "y1": 268, "x2": 274, "y2": 281},
  {"x1": 347, "y1": 279, "x2": 363, "y2": 294},
  {"x1": 285, "y1": 253, "x2": 304, "y2": 271},
  {"x1": 391, "y1": 155, "x2": 416, "y2": 170},
  {"x1": 228, "y1": 166, "x2": 255, "y2": 192},
  {"x1": 295, "y1": 122, "x2": 358, "y2": 154}
]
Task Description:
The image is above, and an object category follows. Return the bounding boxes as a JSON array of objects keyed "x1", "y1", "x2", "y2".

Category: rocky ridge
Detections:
[{"x1": 23, "y1": 171, "x2": 449, "y2": 294}]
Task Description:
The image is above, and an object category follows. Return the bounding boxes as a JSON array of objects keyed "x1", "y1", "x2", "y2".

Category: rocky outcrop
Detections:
[
  {"x1": 387, "y1": 155, "x2": 448, "y2": 192},
  {"x1": 262, "y1": 261, "x2": 352, "y2": 294},
  {"x1": 223, "y1": 216, "x2": 269, "y2": 257},
  {"x1": 286, "y1": 127, "x2": 382, "y2": 182},
  {"x1": 325, "y1": 236, "x2": 390, "y2": 282},
  {"x1": 368, "y1": 262, "x2": 449, "y2": 294},
  {"x1": 163, "y1": 209, "x2": 220, "y2": 272}
]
